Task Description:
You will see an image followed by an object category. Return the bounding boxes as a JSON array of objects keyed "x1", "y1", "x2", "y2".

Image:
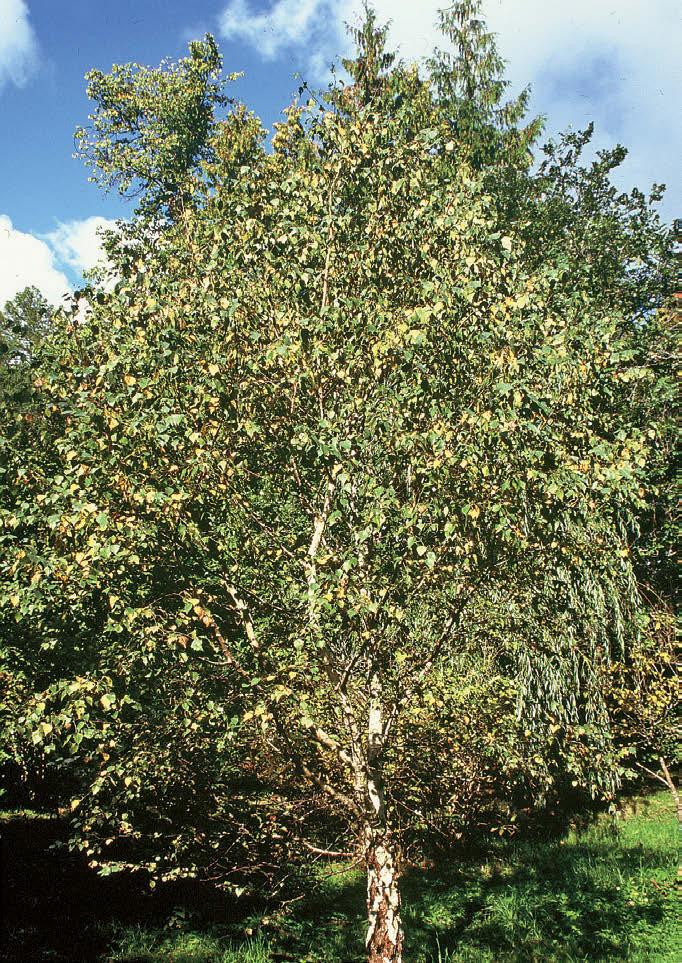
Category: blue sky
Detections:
[{"x1": 1, "y1": 0, "x2": 680, "y2": 304}]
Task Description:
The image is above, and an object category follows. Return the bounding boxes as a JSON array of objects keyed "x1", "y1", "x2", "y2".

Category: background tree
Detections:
[
  {"x1": 430, "y1": 2, "x2": 678, "y2": 806},
  {"x1": 0, "y1": 286, "x2": 53, "y2": 369},
  {"x1": 428, "y1": 0, "x2": 544, "y2": 173},
  {"x1": 75, "y1": 35, "x2": 235, "y2": 218},
  {"x1": 428, "y1": 2, "x2": 673, "y2": 318}
]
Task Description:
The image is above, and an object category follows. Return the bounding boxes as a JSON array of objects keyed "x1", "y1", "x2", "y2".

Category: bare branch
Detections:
[
  {"x1": 305, "y1": 720, "x2": 354, "y2": 769},
  {"x1": 635, "y1": 762, "x2": 670, "y2": 788},
  {"x1": 302, "y1": 841, "x2": 354, "y2": 858},
  {"x1": 223, "y1": 582, "x2": 261, "y2": 653},
  {"x1": 299, "y1": 760, "x2": 364, "y2": 821},
  {"x1": 189, "y1": 599, "x2": 251, "y2": 680}
]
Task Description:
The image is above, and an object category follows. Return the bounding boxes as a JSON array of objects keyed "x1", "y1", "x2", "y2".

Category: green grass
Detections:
[
  {"x1": 2, "y1": 791, "x2": 679, "y2": 962},
  {"x1": 0, "y1": 806, "x2": 56, "y2": 821},
  {"x1": 109, "y1": 928, "x2": 271, "y2": 963},
  {"x1": 107, "y1": 793, "x2": 680, "y2": 963},
  {"x1": 401, "y1": 793, "x2": 680, "y2": 962}
]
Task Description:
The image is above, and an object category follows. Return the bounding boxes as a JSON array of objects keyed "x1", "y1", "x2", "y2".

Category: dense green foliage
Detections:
[{"x1": 0, "y1": 4, "x2": 676, "y2": 959}]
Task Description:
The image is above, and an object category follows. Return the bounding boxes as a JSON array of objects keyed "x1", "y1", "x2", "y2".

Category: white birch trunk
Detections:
[
  {"x1": 363, "y1": 668, "x2": 403, "y2": 962},
  {"x1": 365, "y1": 823, "x2": 404, "y2": 963}
]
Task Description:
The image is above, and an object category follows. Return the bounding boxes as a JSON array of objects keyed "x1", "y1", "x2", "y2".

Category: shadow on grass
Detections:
[
  {"x1": 0, "y1": 814, "x2": 250, "y2": 963},
  {"x1": 1, "y1": 795, "x2": 678, "y2": 962},
  {"x1": 399, "y1": 835, "x2": 678, "y2": 962},
  {"x1": 274, "y1": 797, "x2": 679, "y2": 962}
]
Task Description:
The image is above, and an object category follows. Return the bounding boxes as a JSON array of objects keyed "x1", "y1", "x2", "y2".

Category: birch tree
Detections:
[{"x1": 0, "y1": 10, "x2": 670, "y2": 962}]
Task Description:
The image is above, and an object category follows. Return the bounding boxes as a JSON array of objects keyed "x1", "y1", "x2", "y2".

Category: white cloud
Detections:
[
  {"x1": 0, "y1": 214, "x2": 70, "y2": 306},
  {"x1": 220, "y1": 0, "x2": 329, "y2": 60},
  {"x1": 46, "y1": 216, "x2": 117, "y2": 274},
  {"x1": 0, "y1": 0, "x2": 38, "y2": 91},
  {"x1": 219, "y1": 0, "x2": 420, "y2": 68},
  {"x1": 482, "y1": 0, "x2": 681, "y2": 213},
  {"x1": 217, "y1": 0, "x2": 681, "y2": 216},
  {"x1": 217, "y1": 1, "x2": 457, "y2": 75},
  {"x1": 0, "y1": 214, "x2": 120, "y2": 308}
]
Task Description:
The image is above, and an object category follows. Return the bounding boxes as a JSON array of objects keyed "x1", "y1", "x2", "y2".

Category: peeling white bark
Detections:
[
  {"x1": 363, "y1": 668, "x2": 403, "y2": 962},
  {"x1": 365, "y1": 825, "x2": 404, "y2": 963}
]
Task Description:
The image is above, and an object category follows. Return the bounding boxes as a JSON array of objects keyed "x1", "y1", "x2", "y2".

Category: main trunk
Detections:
[{"x1": 365, "y1": 825, "x2": 403, "y2": 963}]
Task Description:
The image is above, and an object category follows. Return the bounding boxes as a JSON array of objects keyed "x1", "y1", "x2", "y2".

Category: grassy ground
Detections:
[{"x1": 1, "y1": 792, "x2": 679, "y2": 962}]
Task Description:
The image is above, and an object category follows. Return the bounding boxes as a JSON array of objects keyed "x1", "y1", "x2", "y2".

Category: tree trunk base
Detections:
[{"x1": 365, "y1": 826, "x2": 403, "y2": 963}]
